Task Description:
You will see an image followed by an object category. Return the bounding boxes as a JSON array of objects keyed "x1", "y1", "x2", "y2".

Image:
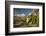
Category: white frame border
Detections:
[{"x1": 10, "y1": 5, "x2": 43, "y2": 33}]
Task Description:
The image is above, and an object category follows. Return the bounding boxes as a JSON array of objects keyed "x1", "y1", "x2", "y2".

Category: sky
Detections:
[{"x1": 14, "y1": 8, "x2": 33, "y2": 15}]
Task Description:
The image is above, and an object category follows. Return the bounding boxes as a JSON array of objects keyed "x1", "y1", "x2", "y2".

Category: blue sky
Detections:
[{"x1": 14, "y1": 8, "x2": 33, "y2": 15}]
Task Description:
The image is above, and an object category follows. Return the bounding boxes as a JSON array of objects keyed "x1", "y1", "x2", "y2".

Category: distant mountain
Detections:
[
  {"x1": 15, "y1": 13, "x2": 25, "y2": 16},
  {"x1": 28, "y1": 12, "x2": 32, "y2": 16}
]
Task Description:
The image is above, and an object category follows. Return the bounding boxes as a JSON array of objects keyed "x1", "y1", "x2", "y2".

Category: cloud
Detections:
[{"x1": 15, "y1": 13, "x2": 25, "y2": 16}]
